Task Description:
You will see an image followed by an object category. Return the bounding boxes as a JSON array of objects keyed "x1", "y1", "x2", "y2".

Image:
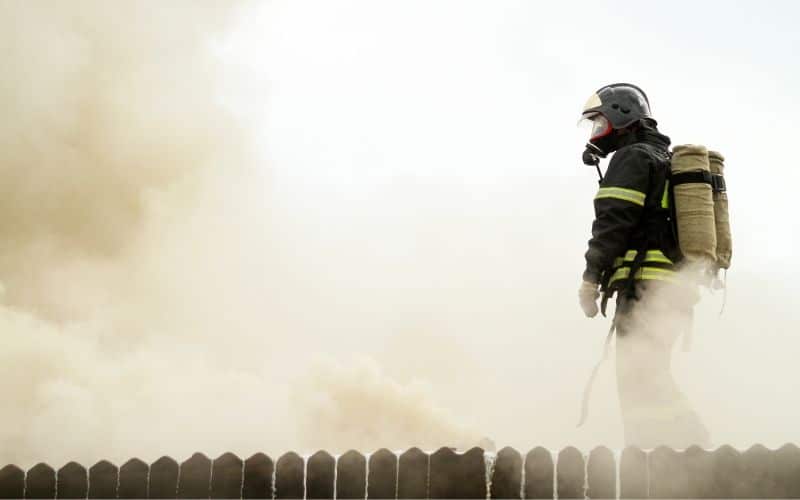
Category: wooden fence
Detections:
[{"x1": 2, "y1": 444, "x2": 800, "y2": 499}]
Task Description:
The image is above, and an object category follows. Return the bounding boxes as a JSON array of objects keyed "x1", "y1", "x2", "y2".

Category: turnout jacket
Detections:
[{"x1": 583, "y1": 128, "x2": 680, "y2": 296}]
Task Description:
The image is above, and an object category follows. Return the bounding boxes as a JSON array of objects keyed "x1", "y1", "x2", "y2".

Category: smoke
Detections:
[
  {"x1": 3, "y1": 0, "x2": 798, "y2": 471},
  {"x1": 291, "y1": 356, "x2": 482, "y2": 452},
  {"x1": 0, "y1": 0, "x2": 487, "y2": 468},
  {"x1": 0, "y1": 0, "x2": 249, "y2": 320}
]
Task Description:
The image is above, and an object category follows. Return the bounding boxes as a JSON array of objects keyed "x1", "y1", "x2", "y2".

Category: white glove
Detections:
[{"x1": 578, "y1": 280, "x2": 600, "y2": 318}]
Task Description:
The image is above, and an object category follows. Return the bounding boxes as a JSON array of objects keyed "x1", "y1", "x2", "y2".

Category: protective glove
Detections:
[{"x1": 578, "y1": 280, "x2": 600, "y2": 318}]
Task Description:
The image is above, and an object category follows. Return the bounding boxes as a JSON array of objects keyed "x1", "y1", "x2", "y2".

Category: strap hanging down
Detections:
[{"x1": 577, "y1": 320, "x2": 616, "y2": 427}]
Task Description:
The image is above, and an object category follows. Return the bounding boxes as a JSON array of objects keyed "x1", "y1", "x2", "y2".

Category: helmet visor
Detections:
[{"x1": 578, "y1": 112, "x2": 612, "y2": 141}]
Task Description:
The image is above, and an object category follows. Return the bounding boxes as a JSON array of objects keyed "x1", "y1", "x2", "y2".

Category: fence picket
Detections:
[
  {"x1": 523, "y1": 447, "x2": 553, "y2": 499},
  {"x1": 243, "y1": 453, "x2": 273, "y2": 500},
  {"x1": 684, "y1": 446, "x2": 713, "y2": 499},
  {"x1": 740, "y1": 444, "x2": 777, "y2": 498},
  {"x1": 619, "y1": 446, "x2": 646, "y2": 499},
  {"x1": 118, "y1": 458, "x2": 148, "y2": 499},
  {"x1": 306, "y1": 451, "x2": 334, "y2": 500},
  {"x1": 429, "y1": 447, "x2": 485, "y2": 499},
  {"x1": 397, "y1": 447, "x2": 428, "y2": 499},
  {"x1": 25, "y1": 463, "x2": 56, "y2": 499},
  {"x1": 177, "y1": 452, "x2": 211, "y2": 499},
  {"x1": 211, "y1": 452, "x2": 243, "y2": 499},
  {"x1": 274, "y1": 452, "x2": 304, "y2": 500},
  {"x1": 648, "y1": 446, "x2": 687, "y2": 499},
  {"x1": 367, "y1": 449, "x2": 397, "y2": 500},
  {"x1": 336, "y1": 450, "x2": 366, "y2": 500},
  {"x1": 56, "y1": 462, "x2": 87, "y2": 499},
  {"x1": 490, "y1": 447, "x2": 521, "y2": 500},
  {"x1": 556, "y1": 447, "x2": 584, "y2": 499},
  {"x1": 0, "y1": 465, "x2": 24, "y2": 499},
  {"x1": 711, "y1": 445, "x2": 743, "y2": 498},
  {"x1": 149, "y1": 456, "x2": 179, "y2": 499},
  {"x1": 586, "y1": 446, "x2": 615, "y2": 499},
  {"x1": 774, "y1": 443, "x2": 800, "y2": 498}
]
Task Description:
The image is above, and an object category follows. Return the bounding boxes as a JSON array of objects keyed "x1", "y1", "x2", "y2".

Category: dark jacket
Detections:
[{"x1": 583, "y1": 127, "x2": 679, "y2": 295}]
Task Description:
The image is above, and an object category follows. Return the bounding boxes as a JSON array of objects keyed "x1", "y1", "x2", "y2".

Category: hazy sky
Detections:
[
  {"x1": 222, "y1": 0, "x2": 800, "y2": 449},
  {"x1": 227, "y1": 0, "x2": 800, "y2": 263}
]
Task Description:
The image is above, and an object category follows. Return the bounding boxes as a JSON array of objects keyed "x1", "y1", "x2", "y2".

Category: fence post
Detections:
[
  {"x1": 25, "y1": 463, "x2": 55, "y2": 499},
  {"x1": 177, "y1": 452, "x2": 212, "y2": 499},
  {"x1": 619, "y1": 446, "x2": 647, "y2": 499},
  {"x1": 586, "y1": 446, "x2": 615, "y2": 499},
  {"x1": 740, "y1": 444, "x2": 777, "y2": 498},
  {"x1": 556, "y1": 446, "x2": 585, "y2": 499},
  {"x1": 118, "y1": 458, "x2": 148, "y2": 499},
  {"x1": 210, "y1": 452, "x2": 243, "y2": 499},
  {"x1": 710, "y1": 445, "x2": 744, "y2": 498},
  {"x1": 367, "y1": 449, "x2": 397, "y2": 500},
  {"x1": 0, "y1": 465, "x2": 24, "y2": 499},
  {"x1": 56, "y1": 462, "x2": 87, "y2": 499},
  {"x1": 491, "y1": 447, "x2": 521, "y2": 500},
  {"x1": 523, "y1": 447, "x2": 553, "y2": 499},
  {"x1": 336, "y1": 450, "x2": 366, "y2": 500},
  {"x1": 275, "y1": 452, "x2": 304, "y2": 500},
  {"x1": 684, "y1": 445, "x2": 713, "y2": 498},
  {"x1": 243, "y1": 453, "x2": 273, "y2": 500},
  {"x1": 774, "y1": 443, "x2": 800, "y2": 498},
  {"x1": 648, "y1": 446, "x2": 687, "y2": 499},
  {"x1": 149, "y1": 456, "x2": 179, "y2": 499},
  {"x1": 397, "y1": 447, "x2": 428, "y2": 499},
  {"x1": 306, "y1": 451, "x2": 334, "y2": 500},
  {"x1": 429, "y1": 447, "x2": 485, "y2": 499}
]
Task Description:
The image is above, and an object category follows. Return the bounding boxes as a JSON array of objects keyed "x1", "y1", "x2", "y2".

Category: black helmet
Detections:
[
  {"x1": 580, "y1": 83, "x2": 652, "y2": 130},
  {"x1": 579, "y1": 83, "x2": 653, "y2": 158}
]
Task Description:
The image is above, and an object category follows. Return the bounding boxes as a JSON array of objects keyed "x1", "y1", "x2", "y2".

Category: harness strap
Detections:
[
  {"x1": 577, "y1": 319, "x2": 616, "y2": 427},
  {"x1": 623, "y1": 243, "x2": 649, "y2": 300},
  {"x1": 671, "y1": 171, "x2": 726, "y2": 192}
]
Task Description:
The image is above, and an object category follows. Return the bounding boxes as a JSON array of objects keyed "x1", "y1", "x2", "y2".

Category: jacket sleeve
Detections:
[{"x1": 583, "y1": 146, "x2": 652, "y2": 283}]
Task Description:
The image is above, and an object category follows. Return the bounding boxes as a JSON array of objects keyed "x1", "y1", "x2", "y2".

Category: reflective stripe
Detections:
[
  {"x1": 595, "y1": 187, "x2": 646, "y2": 206},
  {"x1": 661, "y1": 179, "x2": 670, "y2": 209},
  {"x1": 612, "y1": 249, "x2": 673, "y2": 267},
  {"x1": 608, "y1": 266, "x2": 678, "y2": 287}
]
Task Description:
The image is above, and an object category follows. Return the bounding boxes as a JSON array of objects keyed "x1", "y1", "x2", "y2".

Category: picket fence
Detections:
[{"x1": 2, "y1": 444, "x2": 800, "y2": 499}]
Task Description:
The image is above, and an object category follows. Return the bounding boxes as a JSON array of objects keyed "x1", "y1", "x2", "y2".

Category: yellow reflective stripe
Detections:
[
  {"x1": 643, "y1": 250, "x2": 672, "y2": 264},
  {"x1": 608, "y1": 266, "x2": 679, "y2": 286},
  {"x1": 661, "y1": 179, "x2": 670, "y2": 209},
  {"x1": 612, "y1": 250, "x2": 673, "y2": 267},
  {"x1": 595, "y1": 187, "x2": 646, "y2": 206}
]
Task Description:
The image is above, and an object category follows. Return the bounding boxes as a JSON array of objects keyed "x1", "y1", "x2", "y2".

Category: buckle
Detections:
[{"x1": 711, "y1": 174, "x2": 726, "y2": 193}]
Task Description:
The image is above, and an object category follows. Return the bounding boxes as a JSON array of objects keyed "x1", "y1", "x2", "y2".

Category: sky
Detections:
[{"x1": 2, "y1": 0, "x2": 800, "y2": 468}]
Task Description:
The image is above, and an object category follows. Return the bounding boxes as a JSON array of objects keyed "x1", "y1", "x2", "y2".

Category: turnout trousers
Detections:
[{"x1": 614, "y1": 281, "x2": 711, "y2": 449}]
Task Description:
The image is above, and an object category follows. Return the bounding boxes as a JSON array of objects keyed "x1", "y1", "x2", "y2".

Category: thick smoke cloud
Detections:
[
  {"x1": 0, "y1": 0, "x2": 249, "y2": 320},
  {"x1": 0, "y1": 0, "x2": 484, "y2": 468}
]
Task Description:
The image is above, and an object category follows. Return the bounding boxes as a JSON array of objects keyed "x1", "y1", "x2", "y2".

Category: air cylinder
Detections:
[
  {"x1": 671, "y1": 144, "x2": 717, "y2": 265},
  {"x1": 708, "y1": 150, "x2": 732, "y2": 269}
]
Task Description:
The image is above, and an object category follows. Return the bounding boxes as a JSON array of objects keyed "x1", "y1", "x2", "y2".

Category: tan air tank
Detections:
[
  {"x1": 671, "y1": 144, "x2": 717, "y2": 265},
  {"x1": 708, "y1": 150, "x2": 732, "y2": 270}
]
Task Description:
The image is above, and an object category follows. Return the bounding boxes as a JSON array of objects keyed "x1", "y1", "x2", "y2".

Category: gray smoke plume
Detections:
[{"x1": 0, "y1": 0, "x2": 484, "y2": 468}]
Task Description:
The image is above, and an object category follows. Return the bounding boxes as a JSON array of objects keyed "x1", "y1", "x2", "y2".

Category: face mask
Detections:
[{"x1": 578, "y1": 112, "x2": 613, "y2": 142}]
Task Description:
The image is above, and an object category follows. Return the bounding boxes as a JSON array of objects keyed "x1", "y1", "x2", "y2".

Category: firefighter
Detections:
[{"x1": 577, "y1": 83, "x2": 711, "y2": 449}]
